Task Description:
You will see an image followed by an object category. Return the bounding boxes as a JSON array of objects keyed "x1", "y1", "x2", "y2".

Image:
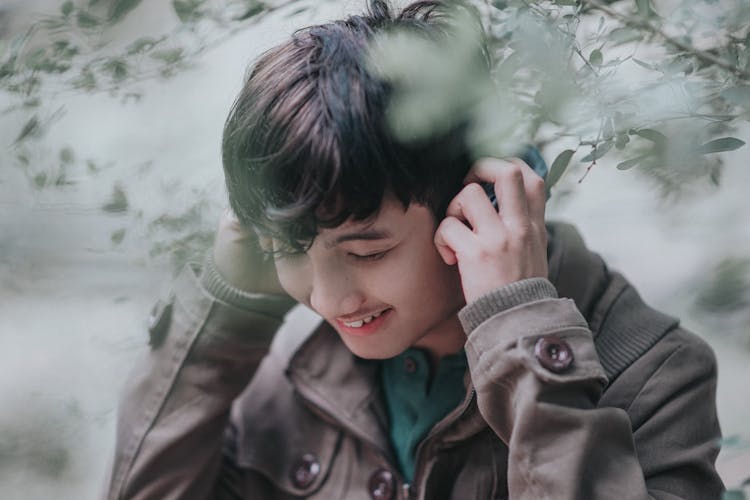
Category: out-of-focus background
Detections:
[{"x1": 0, "y1": 1, "x2": 748, "y2": 498}]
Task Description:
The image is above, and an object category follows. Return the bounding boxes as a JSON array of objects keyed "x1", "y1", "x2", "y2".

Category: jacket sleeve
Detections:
[
  {"x1": 104, "y1": 257, "x2": 296, "y2": 500},
  {"x1": 459, "y1": 278, "x2": 723, "y2": 500}
]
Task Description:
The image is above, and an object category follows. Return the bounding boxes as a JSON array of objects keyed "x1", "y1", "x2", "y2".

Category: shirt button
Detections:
[
  {"x1": 290, "y1": 453, "x2": 320, "y2": 489},
  {"x1": 368, "y1": 468, "x2": 395, "y2": 499},
  {"x1": 404, "y1": 356, "x2": 417, "y2": 374},
  {"x1": 534, "y1": 335, "x2": 574, "y2": 373}
]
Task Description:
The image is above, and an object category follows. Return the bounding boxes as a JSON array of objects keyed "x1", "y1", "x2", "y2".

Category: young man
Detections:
[{"x1": 105, "y1": 1, "x2": 723, "y2": 498}]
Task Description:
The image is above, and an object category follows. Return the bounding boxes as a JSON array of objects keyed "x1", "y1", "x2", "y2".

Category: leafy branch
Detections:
[{"x1": 581, "y1": 0, "x2": 750, "y2": 81}]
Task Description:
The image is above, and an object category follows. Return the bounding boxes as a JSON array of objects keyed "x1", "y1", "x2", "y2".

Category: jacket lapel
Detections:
[{"x1": 287, "y1": 324, "x2": 394, "y2": 460}]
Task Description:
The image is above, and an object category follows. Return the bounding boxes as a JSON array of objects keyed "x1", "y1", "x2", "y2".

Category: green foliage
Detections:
[
  {"x1": 172, "y1": 0, "x2": 206, "y2": 23},
  {"x1": 697, "y1": 137, "x2": 746, "y2": 154},
  {"x1": 236, "y1": 1, "x2": 268, "y2": 21},
  {"x1": 108, "y1": 0, "x2": 144, "y2": 23},
  {"x1": 367, "y1": 0, "x2": 748, "y2": 197},
  {"x1": 546, "y1": 149, "x2": 575, "y2": 189},
  {"x1": 696, "y1": 257, "x2": 750, "y2": 314},
  {"x1": 1, "y1": 0, "x2": 748, "y2": 268},
  {"x1": 101, "y1": 184, "x2": 129, "y2": 214}
]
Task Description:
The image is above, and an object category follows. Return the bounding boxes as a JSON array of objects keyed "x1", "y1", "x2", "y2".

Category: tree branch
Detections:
[{"x1": 581, "y1": 0, "x2": 750, "y2": 81}]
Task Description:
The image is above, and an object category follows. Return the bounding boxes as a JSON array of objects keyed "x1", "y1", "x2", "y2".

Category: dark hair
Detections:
[{"x1": 222, "y1": 0, "x2": 487, "y2": 252}]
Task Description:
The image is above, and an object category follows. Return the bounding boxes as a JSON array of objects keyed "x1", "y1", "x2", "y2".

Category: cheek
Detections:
[
  {"x1": 385, "y1": 239, "x2": 462, "y2": 306},
  {"x1": 274, "y1": 259, "x2": 311, "y2": 303}
]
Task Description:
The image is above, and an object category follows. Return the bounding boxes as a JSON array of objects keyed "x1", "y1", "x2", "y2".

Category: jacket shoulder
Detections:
[{"x1": 600, "y1": 323, "x2": 718, "y2": 417}]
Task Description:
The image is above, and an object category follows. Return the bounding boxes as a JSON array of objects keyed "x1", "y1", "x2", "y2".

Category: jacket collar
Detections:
[{"x1": 286, "y1": 221, "x2": 612, "y2": 449}]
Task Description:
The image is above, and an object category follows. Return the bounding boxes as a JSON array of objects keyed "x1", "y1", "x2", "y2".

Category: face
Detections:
[{"x1": 273, "y1": 194, "x2": 467, "y2": 360}]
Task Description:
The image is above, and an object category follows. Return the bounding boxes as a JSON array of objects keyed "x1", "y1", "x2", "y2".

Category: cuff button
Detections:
[
  {"x1": 290, "y1": 453, "x2": 320, "y2": 489},
  {"x1": 534, "y1": 335, "x2": 574, "y2": 372}
]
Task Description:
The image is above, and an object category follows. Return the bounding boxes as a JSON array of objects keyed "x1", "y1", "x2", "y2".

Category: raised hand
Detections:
[{"x1": 433, "y1": 158, "x2": 548, "y2": 303}]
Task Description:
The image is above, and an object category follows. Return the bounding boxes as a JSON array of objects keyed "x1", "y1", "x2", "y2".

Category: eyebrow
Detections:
[{"x1": 327, "y1": 229, "x2": 394, "y2": 248}]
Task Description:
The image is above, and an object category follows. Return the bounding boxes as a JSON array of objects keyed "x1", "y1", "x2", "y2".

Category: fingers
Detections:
[
  {"x1": 445, "y1": 182, "x2": 500, "y2": 232},
  {"x1": 434, "y1": 216, "x2": 474, "y2": 265},
  {"x1": 466, "y1": 157, "x2": 546, "y2": 227}
]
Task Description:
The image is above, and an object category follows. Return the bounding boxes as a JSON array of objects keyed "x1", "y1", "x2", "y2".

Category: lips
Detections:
[
  {"x1": 334, "y1": 308, "x2": 392, "y2": 337},
  {"x1": 340, "y1": 309, "x2": 387, "y2": 328}
]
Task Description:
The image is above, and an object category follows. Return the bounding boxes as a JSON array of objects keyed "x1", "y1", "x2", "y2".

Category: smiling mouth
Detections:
[
  {"x1": 335, "y1": 308, "x2": 392, "y2": 336},
  {"x1": 340, "y1": 309, "x2": 388, "y2": 328}
]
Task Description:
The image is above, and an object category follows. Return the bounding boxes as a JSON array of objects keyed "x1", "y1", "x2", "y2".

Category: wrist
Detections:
[{"x1": 458, "y1": 277, "x2": 558, "y2": 334}]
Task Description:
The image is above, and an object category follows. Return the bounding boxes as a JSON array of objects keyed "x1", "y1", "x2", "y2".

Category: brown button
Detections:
[
  {"x1": 290, "y1": 453, "x2": 320, "y2": 489},
  {"x1": 534, "y1": 335, "x2": 574, "y2": 372},
  {"x1": 368, "y1": 468, "x2": 394, "y2": 499},
  {"x1": 404, "y1": 356, "x2": 417, "y2": 374}
]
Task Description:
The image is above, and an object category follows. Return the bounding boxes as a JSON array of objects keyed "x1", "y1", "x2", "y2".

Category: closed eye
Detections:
[{"x1": 349, "y1": 250, "x2": 389, "y2": 262}]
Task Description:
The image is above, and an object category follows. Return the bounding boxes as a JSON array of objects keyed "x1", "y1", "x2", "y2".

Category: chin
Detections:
[{"x1": 338, "y1": 334, "x2": 411, "y2": 360}]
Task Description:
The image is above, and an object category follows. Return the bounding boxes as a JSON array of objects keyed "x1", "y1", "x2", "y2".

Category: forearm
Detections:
[
  {"x1": 460, "y1": 279, "x2": 722, "y2": 500},
  {"x1": 105, "y1": 261, "x2": 295, "y2": 500}
]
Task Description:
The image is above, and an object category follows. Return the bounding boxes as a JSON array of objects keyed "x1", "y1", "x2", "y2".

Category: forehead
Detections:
[{"x1": 317, "y1": 196, "x2": 432, "y2": 246}]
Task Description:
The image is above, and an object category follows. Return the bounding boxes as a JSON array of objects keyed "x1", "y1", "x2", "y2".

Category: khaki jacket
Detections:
[{"x1": 104, "y1": 223, "x2": 723, "y2": 500}]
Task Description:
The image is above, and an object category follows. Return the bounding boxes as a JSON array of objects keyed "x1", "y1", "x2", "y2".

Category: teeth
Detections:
[{"x1": 343, "y1": 309, "x2": 387, "y2": 328}]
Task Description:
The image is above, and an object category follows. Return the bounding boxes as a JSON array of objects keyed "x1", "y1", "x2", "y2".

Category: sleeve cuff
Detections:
[
  {"x1": 458, "y1": 278, "x2": 558, "y2": 334},
  {"x1": 199, "y1": 253, "x2": 296, "y2": 318}
]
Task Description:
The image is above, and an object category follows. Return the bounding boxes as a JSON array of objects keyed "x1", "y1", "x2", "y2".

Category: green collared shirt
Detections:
[{"x1": 381, "y1": 348, "x2": 468, "y2": 482}]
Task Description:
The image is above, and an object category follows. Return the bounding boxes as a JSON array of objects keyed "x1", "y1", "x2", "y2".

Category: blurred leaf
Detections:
[
  {"x1": 546, "y1": 149, "x2": 574, "y2": 189},
  {"x1": 172, "y1": 0, "x2": 204, "y2": 23},
  {"x1": 59, "y1": 147, "x2": 75, "y2": 164},
  {"x1": 697, "y1": 137, "x2": 746, "y2": 154},
  {"x1": 616, "y1": 155, "x2": 646, "y2": 170},
  {"x1": 633, "y1": 58, "x2": 657, "y2": 71},
  {"x1": 553, "y1": 0, "x2": 578, "y2": 5},
  {"x1": 580, "y1": 141, "x2": 613, "y2": 162},
  {"x1": 589, "y1": 49, "x2": 603, "y2": 66},
  {"x1": 615, "y1": 132, "x2": 630, "y2": 149},
  {"x1": 608, "y1": 27, "x2": 641, "y2": 45},
  {"x1": 633, "y1": 128, "x2": 667, "y2": 145},
  {"x1": 285, "y1": 6, "x2": 310, "y2": 18},
  {"x1": 111, "y1": 228, "x2": 126, "y2": 245},
  {"x1": 86, "y1": 159, "x2": 100, "y2": 173},
  {"x1": 126, "y1": 37, "x2": 160, "y2": 55},
  {"x1": 709, "y1": 162, "x2": 722, "y2": 186},
  {"x1": 14, "y1": 116, "x2": 40, "y2": 144},
  {"x1": 150, "y1": 48, "x2": 184, "y2": 64},
  {"x1": 76, "y1": 10, "x2": 100, "y2": 28},
  {"x1": 102, "y1": 184, "x2": 129, "y2": 214},
  {"x1": 54, "y1": 167, "x2": 73, "y2": 186},
  {"x1": 103, "y1": 58, "x2": 129, "y2": 82},
  {"x1": 61, "y1": 1, "x2": 74, "y2": 17},
  {"x1": 108, "y1": 0, "x2": 143, "y2": 22},
  {"x1": 235, "y1": 1, "x2": 267, "y2": 21},
  {"x1": 696, "y1": 257, "x2": 750, "y2": 313},
  {"x1": 24, "y1": 48, "x2": 47, "y2": 71},
  {"x1": 33, "y1": 172, "x2": 47, "y2": 188},
  {"x1": 71, "y1": 67, "x2": 97, "y2": 91}
]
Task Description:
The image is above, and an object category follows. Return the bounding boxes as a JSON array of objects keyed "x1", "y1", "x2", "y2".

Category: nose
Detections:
[{"x1": 309, "y1": 264, "x2": 365, "y2": 320}]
